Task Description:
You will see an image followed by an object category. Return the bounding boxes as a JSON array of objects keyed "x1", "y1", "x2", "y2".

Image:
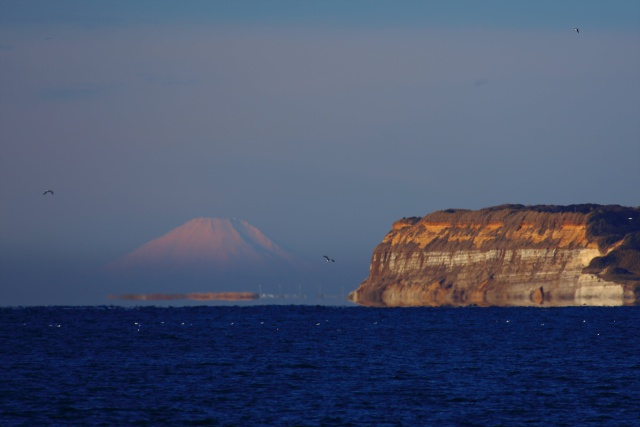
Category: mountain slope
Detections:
[
  {"x1": 108, "y1": 218, "x2": 293, "y2": 272},
  {"x1": 103, "y1": 218, "x2": 309, "y2": 296}
]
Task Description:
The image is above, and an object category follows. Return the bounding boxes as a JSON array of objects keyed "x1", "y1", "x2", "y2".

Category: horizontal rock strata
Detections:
[{"x1": 349, "y1": 204, "x2": 640, "y2": 307}]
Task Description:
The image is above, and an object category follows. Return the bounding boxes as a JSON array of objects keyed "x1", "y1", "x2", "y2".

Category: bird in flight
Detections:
[
  {"x1": 43, "y1": 190, "x2": 54, "y2": 195},
  {"x1": 323, "y1": 255, "x2": 335, "y2": 263},
  {"x1": 573, "y1": 28, "x2": 579, "y2": 34}
]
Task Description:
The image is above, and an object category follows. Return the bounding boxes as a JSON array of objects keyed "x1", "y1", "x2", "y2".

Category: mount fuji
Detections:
[{"x1": 106, "y1": 218, "x2": 306, "y2": 293}]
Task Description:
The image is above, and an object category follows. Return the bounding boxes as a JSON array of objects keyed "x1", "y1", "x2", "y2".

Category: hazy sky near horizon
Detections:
[{"x1": 1, "y1": 1, "x2": 639, "y2": 305}]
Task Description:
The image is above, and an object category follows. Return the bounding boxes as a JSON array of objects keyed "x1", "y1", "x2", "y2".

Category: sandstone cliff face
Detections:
[{"x1": 349, "y1": 205, "x2": 640, "y2": 307}]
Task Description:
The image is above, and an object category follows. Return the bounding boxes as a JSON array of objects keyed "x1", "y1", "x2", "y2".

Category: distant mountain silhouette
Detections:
[
  {"x1": 109, "y1": 218, "x2": 293, "y2": 271},
  {"x1": 106, "y1": 218, "x2": 304, "y2": 293}
]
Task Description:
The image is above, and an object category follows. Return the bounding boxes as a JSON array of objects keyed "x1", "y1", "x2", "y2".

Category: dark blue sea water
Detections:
[{"x1": 1, "y1": 306, "x2": 639, "y2": 427}]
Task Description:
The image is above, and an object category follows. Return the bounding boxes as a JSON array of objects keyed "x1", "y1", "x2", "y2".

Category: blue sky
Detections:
[{"x1": 1, "y1": 1, "x2": 639, "y2": 305}]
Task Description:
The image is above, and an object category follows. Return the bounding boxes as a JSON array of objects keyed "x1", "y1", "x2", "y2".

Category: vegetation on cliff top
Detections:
[{"x1": 425, "y1": 205, "x2": 639, "y2": 246}]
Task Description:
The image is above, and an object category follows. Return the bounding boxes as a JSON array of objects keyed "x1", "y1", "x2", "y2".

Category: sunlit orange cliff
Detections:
[{"x1": 349, "y1": 204, "x2": 640, "y2": 307}]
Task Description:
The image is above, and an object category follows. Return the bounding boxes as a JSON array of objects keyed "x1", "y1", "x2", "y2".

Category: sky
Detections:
[{"x1": 1, "y1": 0, "x2": 639, "y2": 305}]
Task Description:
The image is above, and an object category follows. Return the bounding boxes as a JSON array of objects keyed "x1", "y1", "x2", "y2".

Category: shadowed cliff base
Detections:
[
  {"x1": 108, "y1": 292, "x2": 259, "y2": 301},
  {"x1": 349, "y1": 204, "x2": 640, "y2": 307}
]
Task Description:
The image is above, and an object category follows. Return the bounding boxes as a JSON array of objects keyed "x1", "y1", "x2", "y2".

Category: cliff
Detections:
[{"x1": 349, "y1": 204, "x2": 640, "y2": 307}]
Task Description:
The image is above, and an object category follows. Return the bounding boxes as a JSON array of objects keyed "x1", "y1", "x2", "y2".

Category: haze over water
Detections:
[{"x1": 1, "y1": 1, "x2": 639, "y2": 304}]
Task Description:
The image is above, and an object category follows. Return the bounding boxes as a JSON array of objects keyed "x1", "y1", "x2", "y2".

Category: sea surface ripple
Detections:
[{"x1": 1, "y1": 305, "x2": 639, "y2": 426}]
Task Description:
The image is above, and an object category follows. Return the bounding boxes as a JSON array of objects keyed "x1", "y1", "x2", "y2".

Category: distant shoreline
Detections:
[{"x1": 108, "y1": 292, "x2": 259, "y2": 301}]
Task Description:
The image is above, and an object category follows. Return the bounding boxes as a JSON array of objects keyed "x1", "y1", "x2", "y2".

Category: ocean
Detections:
[{"x1": 1, "y1": 305, "x2": 638, "y2": 426}]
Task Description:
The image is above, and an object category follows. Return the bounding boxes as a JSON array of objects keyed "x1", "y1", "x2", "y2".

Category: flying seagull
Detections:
[
  {"x1": 323, "y1": 255, "x2": 335, "y2": 263},
  {"x1": 573, "y1": 28, "x2": 579, "y2": 33},
  {"x1": 43, "y1": 190, "x2": 54, "y2": 195}
]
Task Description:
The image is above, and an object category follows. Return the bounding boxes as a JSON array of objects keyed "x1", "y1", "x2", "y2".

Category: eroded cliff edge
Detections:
[{"x1": 349, "y1": 204, "x2": 640, "y2": 307}]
